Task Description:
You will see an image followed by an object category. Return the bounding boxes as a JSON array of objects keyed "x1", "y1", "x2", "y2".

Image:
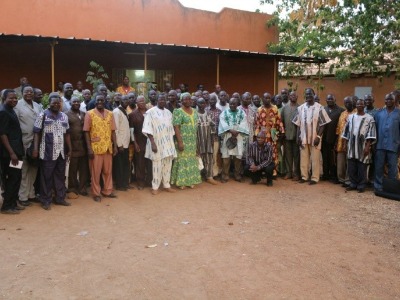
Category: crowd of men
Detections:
[{"x1": 0, "y1": 75, "x2": 399, "y2": 214}]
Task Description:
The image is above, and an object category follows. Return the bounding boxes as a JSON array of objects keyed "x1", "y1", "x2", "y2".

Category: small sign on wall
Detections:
[{"x1": 355, "y1": 86, "x2": 372, "y2": 99}]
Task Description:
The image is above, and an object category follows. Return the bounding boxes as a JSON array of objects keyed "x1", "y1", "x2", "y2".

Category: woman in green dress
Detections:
[{"x1": 171, "y1": 93, "x2": 202, "y2": 189}]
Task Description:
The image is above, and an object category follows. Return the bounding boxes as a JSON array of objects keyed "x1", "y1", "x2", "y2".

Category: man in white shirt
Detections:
[
  {"x1": 112, "y1": 96, "x2": 131, "y2": 191},
  {"x1": 142, "y1": 94, "x2": 177, "y2": 195},
  {"x1": 216, "y1": 90, "x2": 229, "y2": 112}
]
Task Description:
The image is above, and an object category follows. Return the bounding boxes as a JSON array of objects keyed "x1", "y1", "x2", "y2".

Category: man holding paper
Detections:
[{"x1": 0, "y1": 89, "x2": 24, "y2": 214}]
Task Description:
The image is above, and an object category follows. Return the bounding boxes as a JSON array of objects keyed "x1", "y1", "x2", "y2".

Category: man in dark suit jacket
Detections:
[{"x1": 0, "y1": 89, "x2": 25, "y2": 214}]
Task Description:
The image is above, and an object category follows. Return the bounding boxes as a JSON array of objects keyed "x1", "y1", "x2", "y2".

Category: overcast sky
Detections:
[{"x1": 178, "y1": 0, "x2": 275, "y2": 14}]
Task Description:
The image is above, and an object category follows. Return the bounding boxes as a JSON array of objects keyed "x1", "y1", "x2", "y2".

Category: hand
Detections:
[
  {"x1": 230, "y1": 130, "x2": 238, "y2": 137},
  {"x1": 151, "y1": 141, "x2": 158, "y2": 153},
  {"x1": 363, "y1": 147, "x2": 370, "y2": 158},
  {"x1": 249, "y1": 164, "x2": 258, "y2": 172},
  {"x1": 313, "y1": 136, "x2": 321, "y2": 147},
  {"x1": 66, "y1": 151, "x2": 71, "y2": 161},
  {"x1": 32, "y1": 150, "x2": 39, "y2": 159},
  {"x1": 297, "y1": 137, "x2": 302, "y2": 147},
  {"x1": 134, "y1": 142, "x2": 140, "y2": 153},
  {"x1": 10, "y1": 153, "x2": 19, "y2": 166},
  {"x1": 118, "y1": 146, "x2": 124, "y2": 153},
  {"x1": 113, "y1": 145, "x2": 118, "y2": 157},
  {"x1": 88, "y1": 149, "x2": 94, "y2": 160},
  {"x1": 178, "y1": 141, "x2": 184, "y2": 152}
]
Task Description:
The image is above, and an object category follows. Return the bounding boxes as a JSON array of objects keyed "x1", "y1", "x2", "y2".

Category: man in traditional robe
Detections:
[
  {"x1": 218, "y1": 98, "x2": 249, "y2": 183},
  {"x1": 292, "y1": 88, "x2": 331, "y2": 185},
  {"x1": 142, "y1": 93, "x2": 177, "y2": 195}
]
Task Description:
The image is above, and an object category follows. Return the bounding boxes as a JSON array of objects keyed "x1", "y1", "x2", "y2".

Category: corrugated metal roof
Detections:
[{"x1": 0, "y1": 33, "x2": 329, "y2": 63}]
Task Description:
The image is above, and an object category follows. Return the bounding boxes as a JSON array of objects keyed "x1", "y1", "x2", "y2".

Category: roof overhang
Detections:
[{"x1": 0, "y1": 34, "x2": 329, "y2": 64}]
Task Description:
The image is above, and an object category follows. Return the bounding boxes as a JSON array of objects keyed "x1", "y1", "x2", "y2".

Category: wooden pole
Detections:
[
  {"x1": 144, "y1": 48, "x2": 147, "y2": 71},
  {"x1": 50, "y1": 40, "x2": 56, "y2": 91},
  {"x1": 273, "y1": 58, "x2": 278, "y2": 95},
  {"x1": 318, "y1": 62, "x2": 321, "y2": 96},
  {"x1": 216, "y1": 54, "x2": 220, "y2": 85}
]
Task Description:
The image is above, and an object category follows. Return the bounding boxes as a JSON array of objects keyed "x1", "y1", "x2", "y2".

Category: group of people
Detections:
[{"x1": 0, "y1": 76, "x2": 399, "y2": 214}]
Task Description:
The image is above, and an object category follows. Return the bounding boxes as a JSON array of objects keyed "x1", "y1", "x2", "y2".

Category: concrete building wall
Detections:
[
  {"x1": 0, "y1": 0, "x2": 276, "y2": 53},
  {"x1": 279, "y1": 75, "x2": 398, "y2": 108}
]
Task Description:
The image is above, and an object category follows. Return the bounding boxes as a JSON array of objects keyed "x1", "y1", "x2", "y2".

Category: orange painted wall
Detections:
[
  {"x1": 0, "y1": 0, "x2": 276, "y2": 53},
  {"x1": 279, "y1": 76, "x2": 398, "y2": 108}
]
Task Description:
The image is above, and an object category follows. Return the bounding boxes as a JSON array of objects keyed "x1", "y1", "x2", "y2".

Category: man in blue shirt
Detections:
[{"x1": 374, "y1": 93, "x2": 400, "y2": 192}]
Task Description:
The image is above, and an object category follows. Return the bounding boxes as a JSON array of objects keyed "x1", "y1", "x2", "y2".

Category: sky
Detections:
[{"x1": 178, "y1": 0, "x2": 275, "y2": 14}]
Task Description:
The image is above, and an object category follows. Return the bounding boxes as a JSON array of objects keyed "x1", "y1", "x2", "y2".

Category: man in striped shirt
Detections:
[
  {"x1": 292, "y1": 88, "x2": 331, "y2": 185},
  {"x1": 244, "y1": 131, "x2": 274, "y2": 186}
]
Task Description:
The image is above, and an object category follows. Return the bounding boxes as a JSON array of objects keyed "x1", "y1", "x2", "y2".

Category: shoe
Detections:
[
  {"x1": 266, "y1": 180, "x2": 273, "y2": 187},
  {"x1": 67, "y1": 192, "x2": 79, "y2": 199},
  {"x1": 93, "y1": 196, "x2": 101, "y2": 202},
  {"x1": 55, "y1": 200, "x2": 71, "y2": 206},
  {"x1": 151, "y1": 189, "x2": 159, "y2": 195},
  {"x1": 298, "y1": 179, "x2": 307, "y2": 183},
  {"x1": 41, "y1": 203, "x2": 51, "y2": 210},
  {"x1": 101, "y1": 192, "x2": 117, "y2": 198},
  {"x1": 137, "y1": 186, "x2": 144, "y2": 190},
  {"x1": 309, "y1": 180, "x2": 317, "y2": 185},
  {"x1": 357, "y1": 188, "x2": 365, "y2": 193},
  {"x1": 234, "y1": 177, "x2": 243, "y2": 183},
  {"x1": 28, "y1": 197, "x2": 40, "y2": 203},
  {"x1": 292, "y1": 176, "x2": 299, "y2": 181},
  {"x1": 341, "y1": 183, "x2": 349, "y2": 188},
  {"x1": 346, "y1": 186, "x2": 356, "y2": 191},
  {"x1": 206, "y1": 178, "x2": 219, "y2": 185},
  {"x1": 1, "y1": 209, "x2": 20, "y2": 214},
  {"x1": 80, "y1": 191, "x2": 88, "y2": 196},
  {"x1": 188, "y1": 185, "x2": 195, "y2": 189},
  {"x1": 220, "y1": 179, "x2": 228, "y2": 183},
  {"x1": 164, "y1": 188, "x2": 176, "y2": 193},
  {"x1": 283, "y1": 175, "x2": 292, "y2": 180},
  {"x1": 17, "y1": 200, "x2": 32, "y2": 207},
  {"x1": 127, "y1": 184, "x2": 136, "y2": 190},
  {"x1": 14, "y1": 205, "x2": 25, "y2": 211}
]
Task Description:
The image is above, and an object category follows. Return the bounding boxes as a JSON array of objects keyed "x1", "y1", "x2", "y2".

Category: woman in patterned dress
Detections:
[{"x1": 171, "y1": 93, "x2": 202, "y2": 189}]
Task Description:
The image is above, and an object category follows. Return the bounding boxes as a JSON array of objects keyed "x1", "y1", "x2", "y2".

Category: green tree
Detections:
[
  {"x1": 86, "y1": 61, "x2": 109, "y2": 92},
  {"x1": 262, "y1": 0, "x2": 400, "y2": 87}
]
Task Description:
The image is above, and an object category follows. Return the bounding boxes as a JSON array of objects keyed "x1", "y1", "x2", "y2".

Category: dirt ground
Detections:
[{"x1": 0, "y1": 178, "x2": 399, "y2": 300}]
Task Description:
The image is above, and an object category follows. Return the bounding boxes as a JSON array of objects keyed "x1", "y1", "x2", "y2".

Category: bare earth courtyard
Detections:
[{"x1": 1, "y1": 179, "x2": 399, "y2": 299}]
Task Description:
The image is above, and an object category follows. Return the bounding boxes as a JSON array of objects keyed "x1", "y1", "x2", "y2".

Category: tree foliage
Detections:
[
  {"x1": 86, "y1": 61, "x2": 109, "y2": 91},
  {"x1": 261, "y1": 0, "x2": 400, "y2": 87}
]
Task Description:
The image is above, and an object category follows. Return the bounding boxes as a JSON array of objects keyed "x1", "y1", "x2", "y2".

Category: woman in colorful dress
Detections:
[{"x1": 171, "y1": 93, "x2": 202, "y2": 189}]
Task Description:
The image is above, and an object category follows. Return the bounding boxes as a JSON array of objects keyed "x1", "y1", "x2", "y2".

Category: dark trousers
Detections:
[
  {"x1": 113, "y1": 148, "x2": 130, "y2": 189},
  {"x1": 1, "y1": 159, "x2": 22, "y2": 210},
  {"x1": 348, "y1": 159, "x2": 367, "y2": 190},
  {"x1": 40, "y1": 155, "x2": 66, "y2": 205},
  {"x1": 374, "y1": 149, "x2": 399, "y2": 191},
  {"x1": 244, "y1": 163, "x2": 275, "y2": 183},
  {"x1": 134, "y1": 150, "x2": 152, "y2": 187},
  {"x1": 322, "y1": 141, "x2": 337, "y2": 180},
  {"x1": 284, "y1": 139, "x2": 300, "y2": 177},
  {"x1": 68, "y1": 155, "x2": 89, "y2": 194},
  {"x1": 222, "y1": 157, "x2": 242, "y2": 180}
]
